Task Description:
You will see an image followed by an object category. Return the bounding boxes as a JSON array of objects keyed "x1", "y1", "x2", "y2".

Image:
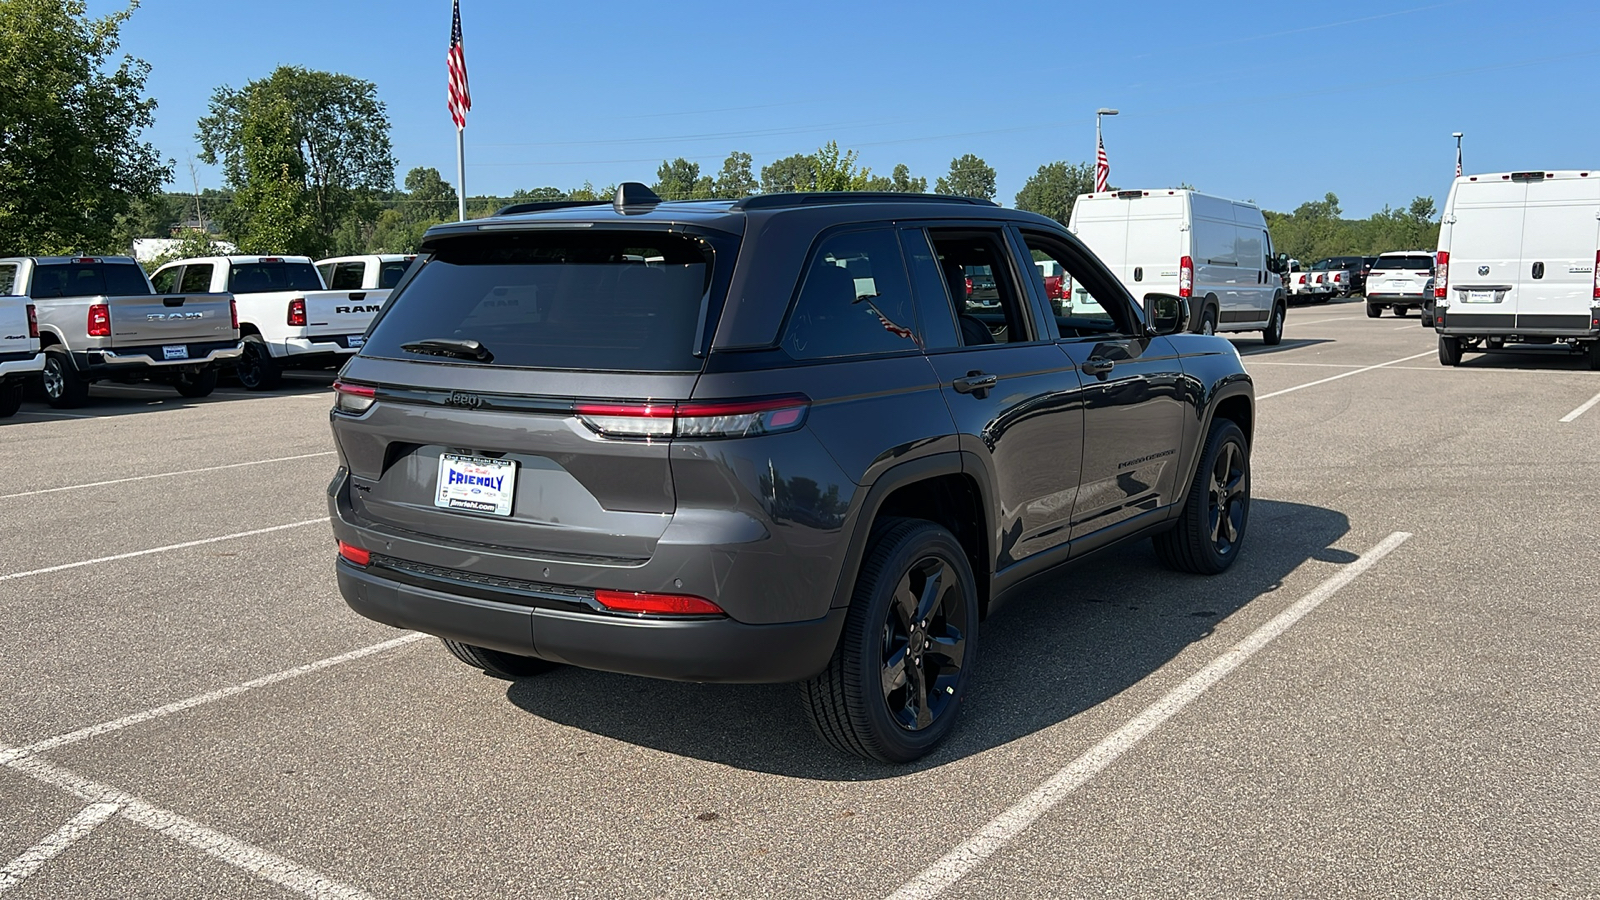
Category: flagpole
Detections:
[{"x1": 457, "y1": 126, "x2": 467, "y2": 221}]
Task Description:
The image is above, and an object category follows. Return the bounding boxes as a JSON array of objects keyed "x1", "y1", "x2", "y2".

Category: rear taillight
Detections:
[
  {"x1": 1435, "y1": 251, "x2": 1450, "y2": 299},
  {"x1": 337, "y1": 541, "x2": 370, "y2": 566},
  {"x1": 594, "y1": 589, "x2": 723, "y2": 616},
  {"x1": 287, "y1": 298, "x2": 307, "y2": 327},
  {"x1": 229, "y1": 299, "x2": 238, "y2": 331},
  {"x1": 1297, "y1": 274, "x2": 1306, "y2": 285},
  {"x1": 964, "y1": 276, "x2": 973, "y2": 297},
  {"x1": 25, "y1": 304, "x2": 38, "y2": 339},
  {"x1": 1593, "y1": 250, "x2": 1599, "y2": 300},
  {"x1": 1178, "y1": 256, "x2": 1193, "y2": 298},
  {"x1": 87, "y1": 304, "x2": 110, "y2": 337},
  {"x1": 332, "y1": 380, "x2": 376, "y2": 414},
  {"x1": 575, "y1": 395, "x2": 810, "y2": 441},
  {"x1": 1334, "y1": 273, "x2": 1343, "y2": 283}
]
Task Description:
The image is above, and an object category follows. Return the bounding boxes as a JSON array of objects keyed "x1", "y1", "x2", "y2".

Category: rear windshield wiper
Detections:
[{"x1": 400, "y1": 338, "x2": 494, "y2": 363}]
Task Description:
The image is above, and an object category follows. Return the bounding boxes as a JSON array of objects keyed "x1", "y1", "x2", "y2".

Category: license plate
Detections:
[
  {"x1": 162, "y1": 344, "x2": 188, "y2": 360},
  {"x1": 347, "y1": 335, "x2": 365, "y2": 349},
  {"x1": 1464, "y1": 290, "x2": 1497, "y2": 303},
  {"x1": 434, "y1": 454, "x2": 517, "y2": 517}
]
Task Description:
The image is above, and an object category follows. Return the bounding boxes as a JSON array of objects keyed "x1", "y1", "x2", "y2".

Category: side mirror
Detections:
[{"x1": 1143, "y1": 292, "x2": 1188, "y2": 337}]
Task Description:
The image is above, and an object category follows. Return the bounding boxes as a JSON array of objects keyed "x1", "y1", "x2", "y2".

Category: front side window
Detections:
[
  {"x1": 1020, "y1": 231, "x2": 1136, "y2": 338},
  {"x1": 782, "y1": 228, "x2": 919, "y2": 360},
  {"x1": 179, "y1": 264, "x2": 213, "y2": 294}
]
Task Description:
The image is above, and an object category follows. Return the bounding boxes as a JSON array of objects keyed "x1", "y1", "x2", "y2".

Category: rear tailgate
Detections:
[
  {"x1": 105, "y1": 292, "x2": 235, "y2": 348},
  {"x1": 0, "y1": 298, "x2": 36, "y2": 361},
  {"x1": 302, "y1": 289, "x2": 389, "y2": 343}
]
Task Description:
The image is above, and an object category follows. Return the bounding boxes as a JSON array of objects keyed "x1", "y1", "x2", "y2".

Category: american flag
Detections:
[
  {"x1": 1455, "y1": 145, "x2": 1462, "y2": 178},
  {"x1": 448, "y1": 0, "x2": 471, "y2": 130},
  {"x1": 1094, "y1": 133, "x2": 1109, "y2": 192}
]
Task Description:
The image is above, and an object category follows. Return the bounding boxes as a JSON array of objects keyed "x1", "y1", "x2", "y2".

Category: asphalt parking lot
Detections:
[{"x1": 3, "y1": 300, "x2": 1598, "y2": 899}]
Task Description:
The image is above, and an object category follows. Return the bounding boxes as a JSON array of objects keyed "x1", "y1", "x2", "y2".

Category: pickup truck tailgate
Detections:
[
  {"x1": 107, "y1": 293, "x2": 235, "y2": 346},
  {"x1": 303, "y1": 289, "x2": 387, "y2": 340},
  {"x1": 0, "y1": 299, "x2": 35, "y2": 358}
]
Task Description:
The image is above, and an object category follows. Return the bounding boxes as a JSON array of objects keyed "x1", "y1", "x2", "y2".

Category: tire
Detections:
[
  {"x1": 1587, "y1": 341, "x2": 1600, "y2": 371},
  {"x1": 40, "y1": 349, "x2": 90, "y2": 409},
  {"x1": 1261, "y1": 302, "x2": 1285, "y2": 346},
  {"x1": 1393, "y1": 305, "x2": 1409, "y2": 318},
  {"x1": 235, "y1": 335, "x2": 282, "y2": 391},
  {"x1": 0, "y1": 380, "x2": 21, "y2": 418},
  {"x1": 1439, "y1": 335, "x2": 1463, "y2": 367},
  {"x1": 801, "y1": 518, "x2": 978, "y2": 763},
  {"x1": 439, "y1": 638, "x2": 558, "y2": 680},
  {"x1": 1366, "y1": 303, "x2": 1382, "y2": 318},
  {"x1": 174, "y1": 365, "x2": 218, "y2": 398},
  {"x1": 1197, "y1": 305, "x2": 1218, "y2": 336},
  {"x1": 1153, "y1": 419, "x2": 1250, "y2": 576}
]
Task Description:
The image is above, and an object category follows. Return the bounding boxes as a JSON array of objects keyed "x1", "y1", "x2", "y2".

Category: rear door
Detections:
[
  {"x1": 1447, "y1": 180, "x2": 1527, "y2": 328},
  {"x1": 1516, "y1": 177, "x2": 1600, "y2": 331},
  {"x1": 333, "y1": 227, "x2": 731, "y2": 565},
  {"x1": 1123, "y1": 196, "x2": 1185, "y2": 299}
]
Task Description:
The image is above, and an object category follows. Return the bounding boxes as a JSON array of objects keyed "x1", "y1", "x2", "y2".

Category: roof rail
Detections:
[
  {"x1": 731, "y1": 192, "x2": 999, "y2": 211},
  {"x1": 494, "y1": 199, "x2": 611, "y2": 216}
]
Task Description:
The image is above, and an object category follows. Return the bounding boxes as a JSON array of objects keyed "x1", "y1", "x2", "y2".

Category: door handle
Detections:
[
  {"x1": 952, "y1": 371, "x2": 998, "y2": 395},
  {"x1": 348, "y1": 292, "x2": 367, "y2": 301},
  {"x1": 1081, "y1": 357, "x2": 1115, "y2": 376}
]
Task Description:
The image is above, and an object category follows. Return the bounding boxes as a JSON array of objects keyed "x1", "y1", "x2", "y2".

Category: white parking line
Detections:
[
  {"x1": 18, "y1": 633, "x2": 426, "y2": 756},
  {"x1": 0, "y1": 747, "x2": 379, "y2": 900},
  {"x1": 1560, "y1": 390, "x2": 1600, "y2": 423},
  {"x1": 1257, "y1": 351, "x2": 1434, "y2": 400},
  {"x1": 1284, "y1": 315, "x2": 1369, "y2": 325},
  {"x1": 885, "y1": 531, "x2": 1413, "y2": 900},
  {"x1": 0, "y1": 802, "x2": 120, "y2": 894},
  {"x1": 0, "y1": 518, "x2": 330, "y2": 583},
  {"x1": 0, "y1": 452, "x2": 337, "y2": 500}
]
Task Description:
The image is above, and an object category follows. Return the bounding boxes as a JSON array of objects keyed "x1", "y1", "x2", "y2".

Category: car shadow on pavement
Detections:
[
  {"x1": 1235, "y1": 338, "x2": 1333, "y2": 357},
  {"x1": 503, "y1": 497, "x2": 1351, "y2": 780},
  {"x1": 1456, "y1": 348, "x2": 1595, "y2": 371},
  {"x1": 9, "y1": 371, "x2": 335, "y2": 420}
]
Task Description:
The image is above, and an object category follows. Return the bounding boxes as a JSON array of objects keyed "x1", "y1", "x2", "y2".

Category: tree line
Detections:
[{"x1": 1, "y1": 1, "x2": 1441, "y2": 268}]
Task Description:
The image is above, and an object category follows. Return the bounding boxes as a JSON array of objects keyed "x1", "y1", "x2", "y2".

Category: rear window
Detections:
[
  {"x1": 29, "y1": 263, "x2": 152, "y2": 298},
  {"x1": 363, "y1": 231, "x2": 720, "y2": 372},
  {"x1": 228, "y1": 262, "x2": 324, "y2": 294},
  {"x1": 1373, "y1": 255, "x2": 1434, "y2": 270}
]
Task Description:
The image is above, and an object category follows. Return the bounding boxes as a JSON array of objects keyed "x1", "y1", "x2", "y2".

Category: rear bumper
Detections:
[
  {"x1": 1435, "y1": 309, "x2": 1600, "y2": 339},
  {"x1": 336, "y1": 560, "x2": 847, "y2": 683},
  {"x1": 73, "y1": 341, "x2": 241, "y2": 374},
  {"x1": 1367, "y1": 293, "x2": 1427, "y2": 308},
  {"x1": 0, "y1": 351, "x2": 43, "y2": 378},
  {"x1": 271, "y1": 336, "x2": 363, "y2": 361}
]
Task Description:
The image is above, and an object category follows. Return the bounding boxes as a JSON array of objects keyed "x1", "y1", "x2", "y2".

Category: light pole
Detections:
[
  {"x1": 1096, "y1": 108, "x2": 1118, "y2": 192},
  {"x1": 1453, "y1": 132, "x2": 1464, "y2": 177}
]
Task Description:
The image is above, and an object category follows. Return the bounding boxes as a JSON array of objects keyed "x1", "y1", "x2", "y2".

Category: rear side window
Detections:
[
  {"x1": 0, "y1": 264, "x2": 20, "y2": 295},
  {"x1": 330, "y1": 262, "x2": 366, "y2": 290},
  {"x1": 1373, "y1": 255, "x2": 1435, "y2": 270},
  {"x1": 364, "y1": 230, "x2": 721, "y2": 372},
  {"x1": 228, "y1": 262, "x2": 323, "y2": 294},
  {"x1": 29, "y1": 263, "x2": 152, "y2": 298},
  {"x1": 151, "y1": 267, "x2": 179, "y2": 294},
  {"x1": 378, "y1": 260, "x2": 411, "y2": 289},
  {"x1": 782, "y1": 228, "x2": 919, "y2": 359},
  {"x1": 179, "y1": 264, "x2": 213, "y2": 293}
]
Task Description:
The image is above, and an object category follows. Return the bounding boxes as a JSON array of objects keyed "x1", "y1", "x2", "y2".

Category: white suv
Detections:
[{"x1": 1364, "y1": 251, "x2": 1435, "y2": 318}]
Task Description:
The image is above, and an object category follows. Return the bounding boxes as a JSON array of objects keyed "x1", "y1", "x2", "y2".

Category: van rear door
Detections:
[
  {"x1": 1122, "y1": 195, "x2": 1185, "y2": 300},
  {"x1": 1516, "y1": 177, "x2": 1600, "y2": 331},
  {"x1": 1445, "y1": 180, "x2": 1527, "y2": 328}
]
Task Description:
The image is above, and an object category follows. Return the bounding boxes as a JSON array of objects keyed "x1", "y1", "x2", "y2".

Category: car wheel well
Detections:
[
  {"x1": 38, "y1": 331, "x2": 60, "y2": 348},
  {"x1": 874, "y1": 473, "x2": 989, "y2": 616},
  {"x1": 1212, "y1": 395, "x2": 1253, "y2": 445},
  {"x1": 238, "y1": 323, "x2": 261, "y2": 339}
]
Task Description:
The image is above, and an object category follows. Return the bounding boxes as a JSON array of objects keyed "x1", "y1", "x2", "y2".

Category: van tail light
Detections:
[
  {"x1": 1178, "y1": 256, "x2": 1193, "y2": 298},
  {"x1": 1593, "y1": 250, "x2": 1599, "y2": 300},
  {"x1": 593, "y1": 589, "x2": 723, "y2": 616},
  {"x1": 229, "y1": 299, "x2": 238, "y2": 330},
  {"x1": 25, "y1": 304, "x2": 38, "y2": 338},
  {"x1": 332, "y1": 380, "x2": 376, "y2": 414},
  {"x1": 575, "y1": 395, "x2": 810, "y2": 441},
  {"x1": 337, "y1": 541, "x2": 370, "y2": 567},
  {"x1": 87, "y1": 304, "x2": 110, "y2": 337},
  {"x1": 1435, "y1": 251, "x2": 1450, "y2": 299},
  {"x1": 287, "y1": 297, "x2": 307, "y2": 327}
]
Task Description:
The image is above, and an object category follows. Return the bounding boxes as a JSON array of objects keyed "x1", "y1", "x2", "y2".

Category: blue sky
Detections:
[{"x1": 92, "y1": 0, "x2": 1595, "y2": 217}]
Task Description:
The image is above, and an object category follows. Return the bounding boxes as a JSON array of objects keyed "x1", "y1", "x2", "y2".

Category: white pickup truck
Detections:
[
  {"x1": 2, "y1": 256, "x2": 238, "y2": 408},
  {"x1": 314, "y1": 254, "x2": 415, "y2": 296},
  {"x1": 152, "y1": 255, "x2": 388, "y2": 390},
  {"x1": 0, "y1": 262, "x2": 43, "y2": 417}
]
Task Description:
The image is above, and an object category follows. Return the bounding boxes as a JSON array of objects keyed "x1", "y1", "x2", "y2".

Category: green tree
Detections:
[
  {"x1": 508, "y1": 186, "x2": 565, "y2": 204},
  {"x1": 653, "y1": 158, "x2": 713, "y2": 199},
  {"x1": 934, "y1": 154, "x2": 997, "y2": 201},
  {"x1": 813, "y1": 142, "x2": 874, "y2": 191},
  {"x1": 0, "y1": 0, "x2": 170, "y2": 255},
  {"x1": 761, "y1": 153, "x2": 819, "y2": 193},
  {"x1": 1014, "y1": 161, "x2": 1094, "y2": 225},
  {"x1": 403, "y1": 166, "x2": 458, "y2": 222},
  {"x1": 713, "y1": 151, "x2": 758, "y2": 198},
  {"x1": 888, "y1": 163, "x2": 927, "y2": 193},
  {"x1": 197, "y1": 66, "x2": 395, "y2": 255},
  {"x1": 230, "y1": 95, "x2": 319, "y2": 254}
]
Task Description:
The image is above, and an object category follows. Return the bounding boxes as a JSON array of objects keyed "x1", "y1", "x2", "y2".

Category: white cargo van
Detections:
[
  {"x1": 1434, "y1": 170, "x2": 1600, "y2": 368},
  {"x1": 1069, "y1": 189, "x2": 1285, "y2": 344}
]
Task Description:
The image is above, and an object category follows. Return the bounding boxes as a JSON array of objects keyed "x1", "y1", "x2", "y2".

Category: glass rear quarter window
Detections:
[
  {"x1": 363, "y1": 230, "x2": 721, "y2": 372},
  {"x1": 782, "y1": 228, "x2": 919, "y2": 360}
]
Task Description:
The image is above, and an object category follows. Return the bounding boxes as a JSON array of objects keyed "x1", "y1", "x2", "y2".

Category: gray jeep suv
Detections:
[{"x1": 328, "y1": 185, "x2": 1255, "y2": 762}]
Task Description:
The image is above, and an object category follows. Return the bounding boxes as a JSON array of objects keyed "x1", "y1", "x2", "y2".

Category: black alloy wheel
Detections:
[
  {"x1": 802, "y1": 518, "x2": 978, "y2": 763},
  {"x1": 1154, "y1": 418, "x2": 1250, "y2": 575},
  {"x1": 236, "y1": 336, "x2": 282, "y2": 391}
]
